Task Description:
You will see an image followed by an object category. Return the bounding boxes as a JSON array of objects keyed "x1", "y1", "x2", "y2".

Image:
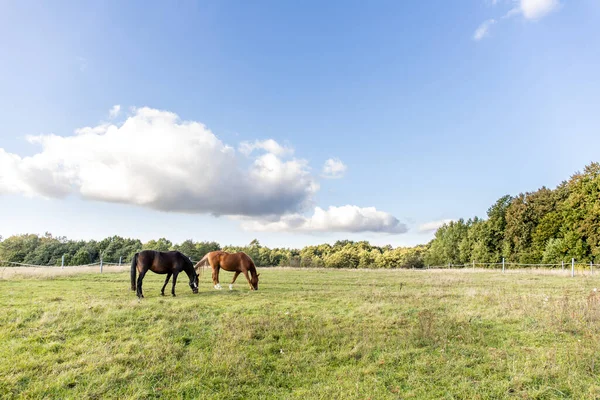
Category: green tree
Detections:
[
  {"x1": 424, "y1": 219, "x2": 469, "y2": 266},
  {"x1": 195, "y1": 241, "x2": 221, "y2": 259},
  {"x1": 143, "y1": 238, "x2": 173, "y2": 252},
  {"x1": 560, "y1": 163, "x2": 600, "y2": 261},
  {"x1": 173, "y1": 239, "x2": 201, "y2": 261},
  {"x1": 486, "y1": 195, "x2": 512, "y2": 261},
  {"x1": 0, "y1": 234, "x2": 41, "y2": 263},
  {"x1": 503, "y1": 188, "x2": 556, "y2": 263}
]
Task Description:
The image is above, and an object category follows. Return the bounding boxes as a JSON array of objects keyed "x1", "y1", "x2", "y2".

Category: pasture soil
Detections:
[{"x1": 1, "y1": 268, "x2": 600, "y2": 399}]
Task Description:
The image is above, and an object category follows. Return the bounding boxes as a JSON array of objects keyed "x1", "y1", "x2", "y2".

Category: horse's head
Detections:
[
  {"x1": 189, "y1": 273, "x2": 199, "y2": 294},
  {"x1": 250, "y1": 272, "x2": 260, "y2": 290}
]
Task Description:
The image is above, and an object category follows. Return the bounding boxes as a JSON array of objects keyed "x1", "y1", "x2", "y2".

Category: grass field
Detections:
[{"x1": 1, "y1": 268, "x2": 600, "y2": 399}]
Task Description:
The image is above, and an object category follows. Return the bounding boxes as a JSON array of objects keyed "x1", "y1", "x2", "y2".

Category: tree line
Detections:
[
  {"x1": 424, "y1": 162, "x2": 600, "y2": 266},
  {"x1": 1, "y1": 162, "x2": 598, "y2": 269},
  {"x1": 0, "y1": 233, "x2": 427, "y2": 269}
]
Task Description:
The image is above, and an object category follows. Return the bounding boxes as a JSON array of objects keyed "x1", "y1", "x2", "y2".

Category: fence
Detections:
[
  {"x1": 0, "y1": 255, "x2": 207, "y2": 278},
  {"x1": 426, "y1": 258, "x2": 600, "y2": 277},
  {"x1": 2, "y1": 256, "x2": 599, "y2": 278},
  {"x1": 0, "y1": 258, "x2": 129, "y2": 278}
]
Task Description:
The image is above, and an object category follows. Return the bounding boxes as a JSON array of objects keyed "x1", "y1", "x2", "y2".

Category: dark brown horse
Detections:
[
  {"x1": 131, "y1": 250, "x2": 199, "y2": 298},
  {"x1": 194, "y1": 250, "x2": 260, "y2": 291}
]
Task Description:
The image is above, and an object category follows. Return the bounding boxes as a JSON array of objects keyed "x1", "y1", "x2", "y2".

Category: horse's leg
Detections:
[
  {"x1": 161, "y1": 273, "x2": 172, "y2": 296},
  {"x1": 137, "y1": 269, "x2": 147, "y2": 298},
  {"x1": 171, "y1": 272, "x2": 179, "y2": 296},
  {"x1": 229, "y1": 271, "x2": 241, "y2": 290},
  {"x1": 212, "y1": 266, "x2": 222, "y2": 290},
  {"x1": 242, "y1": 269, "x2": 254, "y2": 290}
]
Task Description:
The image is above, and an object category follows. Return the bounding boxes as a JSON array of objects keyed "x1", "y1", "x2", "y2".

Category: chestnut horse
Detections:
[
  {"x1": 130, "y1": 250, "x2": 199, "y2": 298},
  {"x1": 194, "y1": 250, "x2": 260, "y2": 291}
]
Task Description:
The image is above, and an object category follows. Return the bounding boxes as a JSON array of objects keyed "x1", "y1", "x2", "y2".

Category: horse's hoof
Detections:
[
  {"x1": 214, "y1": 284, "x2": 222, "y2": 290},
  {"x1": 229, "y1": 284, "x2": 233, "y2": 291},
  {"x1": 161, "y1": 293, "x2": 165, "y2": 296}
]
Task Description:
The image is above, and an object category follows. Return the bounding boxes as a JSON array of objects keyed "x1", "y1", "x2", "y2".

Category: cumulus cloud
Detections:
[
  {"x1": 0, "y1": 107, "x2": 318, "y2": 217},
  {"x1": 519, "y1": 0, "x2": 560, "y2": 19},
  {"x1": 0, "y1": 106, "x2": 410, "y2": 234},
  {"x1": 108, "y1": 105, "x2": 121, "y2": 119},
  {"x1": 473, "y1": 19, "x2": 497, "y2": 41},
  {"x1": 418, "y1": 219, "x2": 454, "y2": 233},
  {"x1": 238, "y1": 139, "x2": 293, "y2": 157},
  {"x1": 321, "y1": 158, "x2": 347, "y2": 179},
  {"x1": 474, "y1": 0, "x2": 560, "y2": 40},
  {"x1": 74, "y1": 123, "x2": 111, "y2": 136},
  {"x1": 240, "y1": 205, "x2": 408, "y2": 234}
]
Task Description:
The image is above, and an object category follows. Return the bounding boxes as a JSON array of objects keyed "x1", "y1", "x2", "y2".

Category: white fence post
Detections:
[
  {"x1": 571, "y1": 258, "x2": 575, "y2": 278},
  {"x1": 591, "y1": 261, "x2": 593, "y2": 275},
  {"x1": 100, "y1": 257, "x2": 103, "y2": 274},
  {"x1": 473, "y1": 260, "x2": 475, "y2": 271},
  {"x1": 502, "y1": 258, "x2": 505, "y2": 273},
  {"x1": 119, "y1": 256, "x2": 122, "y2": 267},
  {"x1": 562, "y1": 260, "x2": 564, "y2": 271},
  {"x1": 61, "y1": 255, "x2": 64, "y2": 269}
]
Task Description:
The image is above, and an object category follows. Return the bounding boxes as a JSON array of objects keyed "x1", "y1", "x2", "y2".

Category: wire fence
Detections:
[
  {"x1": 425, "y1": 258, "x2": 600, "y2": 277},
  {"x1": 0, "y1": 258, "x2": 130, "y2": 278},
  {"x1": 2, "y1": 256, "x2": 599, "y2": 278},
  {"x1": 0, "y1": 254, "x2": 209, "y2": 278}
]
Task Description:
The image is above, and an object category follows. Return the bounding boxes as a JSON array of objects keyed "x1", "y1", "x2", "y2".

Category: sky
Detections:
[{"x1": 0, "y1": 0, "x2": 599, "y2": 249}]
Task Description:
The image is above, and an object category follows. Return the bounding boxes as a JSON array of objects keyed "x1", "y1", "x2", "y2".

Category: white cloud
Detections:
[
  {"x1": 109, "y1": 105, "x2": 121, "y2": 119},
  {"x1": 474, "y1": 0, "x2": 560, "y2": 40},
  {"x1": 0, "y1": 106, "x2": 413, "y2": 234},
  {"x1": 473, "y1": 19, "x2": 497, "y2": 41},
  {"x1": 240, "y1": 205, "x2": 408, "y2": 234},
  {"x1": 418, "y1": 219, "x2": 454, "y2": 233},
  {"x1": 321, "y1": 158, "x2": 347, "y2": 179},
  {"x1": 502, "y1": 7, "x2": 522, "y2": 19},
  {"x1": 239, "y1": 139, "x2": 293, "y2": 157},
  {"x1": 74, "y1": 123, "x2": 111, "y2": 136},
  {"x1": 0, "y1": 106, "x2": 408, "y2": 234},
  {"x1": 519, "y1": 0, "x2": 560, "y2": 19},
  {"x1": 0, "y1": 106, "x2": 317, "y2": 217}
]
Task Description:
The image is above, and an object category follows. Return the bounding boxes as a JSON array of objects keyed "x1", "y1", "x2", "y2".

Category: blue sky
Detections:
[{"x1": 1, "y1": 0, "x2": 599, "y2": 248}]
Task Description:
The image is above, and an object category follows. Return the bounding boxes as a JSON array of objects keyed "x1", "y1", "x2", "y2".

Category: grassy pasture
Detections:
[{"x1": 1, "y1": 268, "x2": 600, "y2": 399}]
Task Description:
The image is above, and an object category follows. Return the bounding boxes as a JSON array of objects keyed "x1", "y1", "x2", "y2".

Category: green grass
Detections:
[{"x1": 2, "y1": 268, "x2": 600, "y2": 399}]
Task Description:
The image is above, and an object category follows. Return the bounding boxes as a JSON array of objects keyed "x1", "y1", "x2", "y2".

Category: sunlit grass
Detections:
[{"x1": 1, "y1": 268, "x2": 600, "y2": 398}]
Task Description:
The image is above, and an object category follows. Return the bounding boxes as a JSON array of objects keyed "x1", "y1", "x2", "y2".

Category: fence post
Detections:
[
  {"x1": 562, "y1": 260, "x2": 564, "y2": 271},
  {"x1": 100, "y1": 257, "x2": 103, "y2": 274},
  {"x1": 119, "y1": 256, "x2": 122, "y2": 267},
  {"x1": 502, "y1": 258, "x2": 505, "y2": 273},
  {"x1": 61, "y1": 255, "x2": 64, "y2": 269},
  {"x1": 571, "y1": 258, "x2": 575, "y2": 278},
  {"x1": 473, "y1": 260, "x2": 475, "y2": 271},
  {"x1": 591, "y1": 261, "x2": 593, "y2": 275}
]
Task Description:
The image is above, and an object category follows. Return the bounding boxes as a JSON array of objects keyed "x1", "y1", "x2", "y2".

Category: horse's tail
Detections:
[
  {"x1": 130, "y1": 253, "x2": 138, "y2": 291},
  {"x1": 194, "y1": 253, "x2": 211, "y2": 279}
]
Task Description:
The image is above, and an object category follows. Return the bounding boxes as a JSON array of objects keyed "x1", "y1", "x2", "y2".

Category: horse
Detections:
[
  {"x1": 130, "y1": 250, "x2": 199, "y2": 298},
  {"x1": 194, "y1": 250, "x2": 260, "y2": 291}
]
